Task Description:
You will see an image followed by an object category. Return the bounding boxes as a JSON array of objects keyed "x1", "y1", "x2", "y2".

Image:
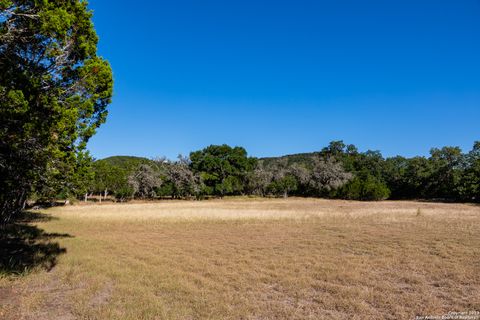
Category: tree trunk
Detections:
[
  {"x1": 18, "y1": 190, "x2": 27, "y2": 210},
  {"x1": 84, "y1": 193, "x2": 88, "y2": 202},
  {"x1": 104, "y1": 189, "x2": 108, "y2": 200},
  {"x1": 1, "y1": 189, "x2": 26, "y2": 224},
  {"x1": 283, "y1": 191, "x2": 288, "y2": 199}
]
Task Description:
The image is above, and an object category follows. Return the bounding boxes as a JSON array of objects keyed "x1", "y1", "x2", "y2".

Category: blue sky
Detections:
[{"x1": 87, "y1": 0, "x2": 480, "y2": 160}]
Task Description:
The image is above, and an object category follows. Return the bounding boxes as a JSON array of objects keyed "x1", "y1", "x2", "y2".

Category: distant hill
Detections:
[
  {"x1": 260, "y1": 151, "x2": 321, "y2": 168},
  {"x1": 95, "y1": 156, "x2": 154, "y2": 170}
]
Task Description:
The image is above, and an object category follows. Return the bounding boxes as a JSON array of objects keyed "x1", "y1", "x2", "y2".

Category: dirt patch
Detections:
[
  {"x1": 0, "y1": 286, "x2": 20, "y2": 320},
  {"x1": 0, "y1": 286, "x2": 17, "y2": 305},
  {"x1": 25, "y1": 275, "x2": 78, "y2": 320},
  {"x1": 89, "y1": 281, "x2": 113, "y2": 308},
  {"x1": 10, "y1": 270, "x2": 84, "y2": 320}
]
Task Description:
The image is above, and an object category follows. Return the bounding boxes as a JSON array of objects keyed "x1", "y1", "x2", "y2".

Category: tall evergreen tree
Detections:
[{"x1": 0, "y1": 0, "x2": 113, "y2": 222}]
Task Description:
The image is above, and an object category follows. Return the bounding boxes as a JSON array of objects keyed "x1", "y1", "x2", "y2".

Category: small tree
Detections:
[
  {"x1": 92, "y1": 161, "x2": 130, "y2": 201},
  {"x1": 246, "y1": 164, "x2": 273, "y2": 196},
  {"x1": 268, "y1": 175, "x2": 298, "y2": 198},
  {"x1": 265, "y1": 158, "x2": 298, "y2": 198},
  {"x1": 338, "y1": 173, "x2": 390, "y2": 201},
  {"x1": 163, "y1": 156, "x2": 200, "y2": 199},
  {"x1": 310, "y1": 157, "x2": 352, "y2": 195},
  {"x1": 128, "y1": 164, "x2": 161, "y2": 199}
]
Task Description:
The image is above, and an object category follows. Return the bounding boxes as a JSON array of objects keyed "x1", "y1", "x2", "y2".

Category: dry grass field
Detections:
[{"x1": 1, "y1": 198, "x2": 479, "y2": 320}]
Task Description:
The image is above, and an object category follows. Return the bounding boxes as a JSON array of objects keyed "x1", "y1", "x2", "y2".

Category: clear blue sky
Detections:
[{"x1": 86, "y1": 0, "x2": 480, "y2": 160}]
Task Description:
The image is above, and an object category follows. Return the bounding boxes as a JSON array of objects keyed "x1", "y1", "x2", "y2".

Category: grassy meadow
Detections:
[{"x1": 1, "y1": 198, "x2": 479, "y2": 319}]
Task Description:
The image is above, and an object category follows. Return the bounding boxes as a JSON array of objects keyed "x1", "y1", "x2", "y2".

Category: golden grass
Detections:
[{"x1": 1, "y1": 198, "x2": 479, "y2": 319}]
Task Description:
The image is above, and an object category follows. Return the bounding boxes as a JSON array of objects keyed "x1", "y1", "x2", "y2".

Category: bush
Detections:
[
  {"x1": 361, "y1": 176, "x2": 391, "y2": 201},
  {"x1": 267, "y1": 175, "x2": 298, "y2": 198},
  {"x1": 114, "y1": 186, "x2": 134, "y2": 202},
  {"x1": 337, "y1": 175, "x2": 390, "y2": 201}
]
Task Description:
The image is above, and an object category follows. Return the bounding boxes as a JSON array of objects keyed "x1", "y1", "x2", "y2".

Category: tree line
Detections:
[{"x1": 68, "y1": 141, "x2": 479, "y2": 203}]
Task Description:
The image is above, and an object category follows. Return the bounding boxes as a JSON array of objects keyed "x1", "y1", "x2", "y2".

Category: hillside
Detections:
[
  {"x1": 96, "y1": 156, "x2": 154, "y2": 169},
  {"x1": 260, "y1": 151, "x2": 321, "y2": 168}
]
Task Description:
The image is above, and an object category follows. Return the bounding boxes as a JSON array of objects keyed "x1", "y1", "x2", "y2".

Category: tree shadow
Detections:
[{"x1": 0, "y1": 212, "x2": 72, "y2": 275}]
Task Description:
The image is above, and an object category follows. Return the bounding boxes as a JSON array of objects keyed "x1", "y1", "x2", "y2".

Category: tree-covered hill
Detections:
[
  {"x1": 96, "y1": 156, "x2": 154, "y2": 170},
  {"x1": 260, "y1": 152, "x2": 320, "y2": 168}
]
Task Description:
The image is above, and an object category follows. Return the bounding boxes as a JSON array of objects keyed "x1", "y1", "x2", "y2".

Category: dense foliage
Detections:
[
  {"x1": 77, "y1": 141, "x2": 480, "y2": 203},
  {"x1": 0, "y1": 0, "x2": 113, "y2": 222},
  {"x1": 190, "y1": 145, "x2": 256, "y2": 197}
]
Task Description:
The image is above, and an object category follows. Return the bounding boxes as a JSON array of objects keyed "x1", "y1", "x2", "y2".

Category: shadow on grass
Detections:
[{"x1": 0, "y1": 212, "x2": 72, "y2": 275}]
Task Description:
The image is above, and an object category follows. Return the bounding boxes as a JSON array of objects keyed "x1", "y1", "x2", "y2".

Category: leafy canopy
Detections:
[
  {"x1": 190, "y1": 145, "x2": 256, "y2": 196},
  {"x1": 0, "y1": 0, "x2": 113, "y2": 222}
]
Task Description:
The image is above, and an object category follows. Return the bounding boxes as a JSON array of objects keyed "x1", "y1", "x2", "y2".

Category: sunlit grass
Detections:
[{"x1": 1, "y1": 198, "x2": 479, "y2": 319}]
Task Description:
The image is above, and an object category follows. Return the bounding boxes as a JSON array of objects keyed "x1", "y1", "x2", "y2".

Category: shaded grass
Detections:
[
  {"x1": 0, "y1": 199, "x2": 479, "y2": 319},
  {"x1": 0, "y1": 212, "x2": 69, "y2": 275}
]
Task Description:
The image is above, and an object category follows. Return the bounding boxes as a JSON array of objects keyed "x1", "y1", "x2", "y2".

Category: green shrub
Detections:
[
  {"x1": 114, "y1": 186, "x2": 134, "y2": 202},
  {"x1": 337, "y1": 174, "x2": 390, "y2": 201}
]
